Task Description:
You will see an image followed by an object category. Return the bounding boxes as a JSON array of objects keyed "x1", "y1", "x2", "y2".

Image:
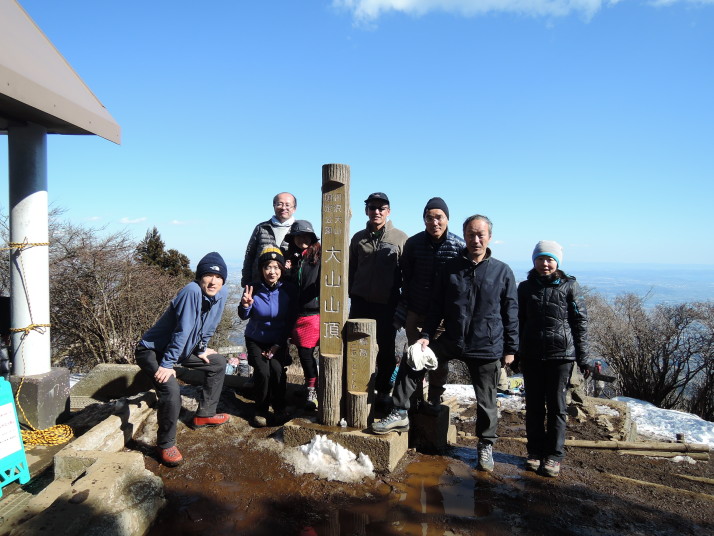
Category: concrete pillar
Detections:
[{"x1": 8, "y1": 122, "x2": 50, "y2": 375}]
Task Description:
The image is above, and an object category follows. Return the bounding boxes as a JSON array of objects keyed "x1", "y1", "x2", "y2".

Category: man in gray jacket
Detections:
[
  {"x1": 241, "y1": 192, "x2": 297, "y2": 287},
  {"x1": 349, "y1": 192, "x2": 408, "y2": 410}
]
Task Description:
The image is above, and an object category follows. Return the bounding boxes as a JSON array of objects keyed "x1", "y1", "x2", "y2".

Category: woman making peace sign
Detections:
[{"x1": 239, "y1": 247, "x2": 297, "y2": 427}]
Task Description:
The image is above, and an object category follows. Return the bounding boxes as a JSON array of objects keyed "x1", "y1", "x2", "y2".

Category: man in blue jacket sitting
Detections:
[{"x1": 136, "y1": 252, "x2": 231, "y2": 467}]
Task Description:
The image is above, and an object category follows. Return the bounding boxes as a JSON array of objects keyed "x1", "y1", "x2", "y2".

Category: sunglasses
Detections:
[{"x1": 367, "y1": 205, "x2": 389, "y2": 212}]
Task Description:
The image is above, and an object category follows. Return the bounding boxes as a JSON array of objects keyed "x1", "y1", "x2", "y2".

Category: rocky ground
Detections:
[{"x1": 122, "y1": 381, "x2": 714, "y2": 536}]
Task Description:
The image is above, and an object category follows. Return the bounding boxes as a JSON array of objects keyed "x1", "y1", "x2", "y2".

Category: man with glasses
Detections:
[
  {"x1": 397, "y1": 197, "x2": 465, "y2": 414},
  {"x1": 349, "y1": 192, "x2": 408, "y2": 412},
  {"x1": 241, "y1": 192, "x2": 297, "y2": 287}
]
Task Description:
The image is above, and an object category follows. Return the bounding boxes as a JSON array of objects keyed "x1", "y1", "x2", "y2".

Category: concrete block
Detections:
[
  {"x1": 409, "y1": 405, "x2": 452, "y2": 453},
  {"x1": 283, "y1": 419, "x2": 408, "y2": 473},
  {"x1": 12, "y1": 452, "x2": 164, "y2": 536},
  {"x1": 67, "y1": 392, "x2": 156, "y2": 453},
  {"x1": 70, "y1": 364, "x2": 153, "y2": 410},
  {"x1": 10, "y1": 367, "x2": 70, "y2": 429}
]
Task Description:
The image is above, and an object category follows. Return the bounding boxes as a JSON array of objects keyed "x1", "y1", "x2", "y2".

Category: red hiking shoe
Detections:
[
  {"x1": 192, "y1": 413, "x2": 231, "y2": 429},
  {"x1": 157, "y1": 445, "x2": 183, "y2": 467}
]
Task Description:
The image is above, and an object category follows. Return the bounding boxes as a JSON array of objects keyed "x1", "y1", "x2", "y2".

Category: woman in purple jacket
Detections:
[{"x1": 239, "y1": 247, "x2": 297, "y2": 427}]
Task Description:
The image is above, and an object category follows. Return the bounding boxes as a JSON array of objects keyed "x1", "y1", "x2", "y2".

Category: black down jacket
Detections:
[
  {"x1": 517, "y1": 271, "x2": 588, "y2": 364},
  {"x1": 423, "y1": 250, "x2": 519, "y2": 361}
]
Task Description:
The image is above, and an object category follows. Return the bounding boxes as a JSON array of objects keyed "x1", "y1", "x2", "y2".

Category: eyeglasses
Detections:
[
  {"x1": 425, "y1": 215, "x2": 445, "y2": 223},
  {"x1": 274, "y1": 203, "x2": 294, "y2": 209},
  {"x1": 367, "y1": 205, "x2": 389, "y2": 212}
]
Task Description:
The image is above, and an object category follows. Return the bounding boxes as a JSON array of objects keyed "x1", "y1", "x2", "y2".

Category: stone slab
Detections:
[
  {"x1": 70, "y1": 364, "x2": 153, "y2": 410},
  {"x1": 10, "y1": 367, "x2": 70, "y2": 429},
  {"x1": 283, "y1": 418, "x2": 408, "y2": 473},
  {"x1": 10, "y1": 452, "x2": 164, "y2": 536}
]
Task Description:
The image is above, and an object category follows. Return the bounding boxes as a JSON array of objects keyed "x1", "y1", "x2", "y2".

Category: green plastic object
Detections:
[{"x1": 0, "y1": 377, "x2": 30, "y2": 496}]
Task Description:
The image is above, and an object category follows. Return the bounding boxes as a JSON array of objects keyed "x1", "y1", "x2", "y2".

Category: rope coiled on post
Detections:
[{"x1": 5, "y1": 238, "x2": 74, "y2": 448}]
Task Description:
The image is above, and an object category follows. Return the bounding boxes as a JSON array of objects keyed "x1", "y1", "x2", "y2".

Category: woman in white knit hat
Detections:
[{"x1": 517, "y1": 241, "x2": 589, "y2": 478}]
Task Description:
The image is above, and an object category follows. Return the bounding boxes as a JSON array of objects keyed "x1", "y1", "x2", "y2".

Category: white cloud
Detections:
[
  {"x1": 86, "y1": 216, "x2": 101, "y2": 222},
  {"x1": 333, "y1": 0, "x2": 711, "y2": 22},
  {"x1": 119, "y1": 217, "x2": 147, "y2": 224},
  {"x1": 170, "y1": 219, "x2": 188, "y2": 225}
]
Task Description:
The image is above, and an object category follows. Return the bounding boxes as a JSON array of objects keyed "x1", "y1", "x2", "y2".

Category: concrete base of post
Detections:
[
  {"x1": 283, "y1": 418, "x2": 409, "y2": 473},
  {"x1": 10, "y1": 368, "x2": 70, "y2": 429},
  {"x1": 69, "y1": 364, "x2": 154, "y2": 410},
  {"x1": 408, "y1": 405, "x2": 456, "y2": 454}
]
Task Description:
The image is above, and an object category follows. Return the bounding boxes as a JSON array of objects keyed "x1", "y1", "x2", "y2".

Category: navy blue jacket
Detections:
[{"x1": 423, "y1": 249, "x2": 519, "y2": 360}]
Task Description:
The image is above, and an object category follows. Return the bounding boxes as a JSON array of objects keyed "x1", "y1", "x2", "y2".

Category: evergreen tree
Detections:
[{"x1": 135, "y1": 227, "x2": 193, "y2": 280}]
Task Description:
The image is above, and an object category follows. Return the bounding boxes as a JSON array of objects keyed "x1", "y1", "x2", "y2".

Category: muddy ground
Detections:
[{"x1": 128, "y1": 383, "x2": 714, "y2": 536}]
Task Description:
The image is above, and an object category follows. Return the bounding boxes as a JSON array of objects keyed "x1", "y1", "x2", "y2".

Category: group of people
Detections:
[{"x1": 136, "y1": 190, "x2": 589, "y2": 480}]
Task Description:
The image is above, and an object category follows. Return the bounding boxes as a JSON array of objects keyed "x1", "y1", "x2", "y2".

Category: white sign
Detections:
[{"x1": 0, "y1": 403, "x2": 22, "y2": 459}]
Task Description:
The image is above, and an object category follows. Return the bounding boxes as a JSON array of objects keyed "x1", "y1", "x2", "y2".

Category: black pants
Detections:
[
  {"x1": 135, "y1": 346, "x2": 226, "y2": 449},
  {"x1": 523, "y1": 359, "x2": 573, "y2": 462},
  {"x1": 392, "y1": 337, "x2": 501, "y2": 444},
  {"x1": 349, "y1": 295, "x2": 397, "y2": 395},
  {"x1": 297, "y1": 346, "x2": 318, "y2": 384},
  {"x1": 246, "y1": 337, "x2": 288, "y2": 413}
]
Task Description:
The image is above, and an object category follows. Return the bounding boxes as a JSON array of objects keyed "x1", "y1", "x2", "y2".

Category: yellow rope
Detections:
[
  {"x1": 1, "y1": 241, "x2": 51, "y2": 251},
  {"x1": 5, "y1": 237, "x2": 73, "y2": 448}
]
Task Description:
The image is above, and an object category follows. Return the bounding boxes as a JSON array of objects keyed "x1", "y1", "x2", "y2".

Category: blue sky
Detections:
[{"x1": 1, "y1": 0, "x2": 713, "y2": 270}]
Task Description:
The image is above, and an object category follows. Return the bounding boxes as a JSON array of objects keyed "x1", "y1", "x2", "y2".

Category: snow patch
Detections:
[
  {"x1": 283, "y1": 435, "x2": 375, "y2": 482},
  {"x1": 595, "y1": 404, "x2": 620, "y2": 416},
  {"x1": 614, "y1": 397, "x2": 714, "y2": 448}
]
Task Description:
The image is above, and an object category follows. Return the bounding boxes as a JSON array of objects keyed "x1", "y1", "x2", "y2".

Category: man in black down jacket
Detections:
[
  {"x1": 397, "y1": 197, "x2": 464, "y2": 410},
  {"x1": 373, "y1": 214, "x2": 519, "y2": 473}
]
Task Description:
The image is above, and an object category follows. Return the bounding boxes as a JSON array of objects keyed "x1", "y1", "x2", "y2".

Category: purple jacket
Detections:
[{"x1": 238, "y1": 280, "x2": 298, "y2": 344}]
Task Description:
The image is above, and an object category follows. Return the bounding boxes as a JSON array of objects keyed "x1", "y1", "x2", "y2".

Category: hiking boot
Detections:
[
  {"x1": 371, "y1": 409, "x2": 409, "y2": 435},
  {"x1": 306, "y1": 387, "x2": 318, "y2": 410},
  {"x1": 192, "y1": 413, "x2": 230, "y2": 429},
  {"x1": 541, "y1": 459, "x2": 561, "y2": 477},
  {"x1": 157, "y1": 445, "x2": 183, "y2": 467},
  {"x1": 477, "y1": 442, "x2": 495, "y2": 472},
  {"x1": 525, "y1": 455, "x2": 541, "y2": 472}
]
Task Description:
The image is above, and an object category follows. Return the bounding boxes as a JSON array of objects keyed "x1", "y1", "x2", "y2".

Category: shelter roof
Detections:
[{"x1": 0, "y1": 0, "x2": 120, "y2": 143}]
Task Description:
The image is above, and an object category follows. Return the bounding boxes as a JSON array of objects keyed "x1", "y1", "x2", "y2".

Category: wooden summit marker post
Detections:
[{"x1": 318, "y1": 164, "x2": 351, "y2": 426}]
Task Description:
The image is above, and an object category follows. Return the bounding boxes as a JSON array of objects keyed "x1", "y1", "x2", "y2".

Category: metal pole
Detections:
[{"x1": 8, "y1": 122, "x2": 50, "y2": 376}]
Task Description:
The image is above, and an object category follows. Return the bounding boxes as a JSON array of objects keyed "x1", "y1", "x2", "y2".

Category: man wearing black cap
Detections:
[
  {"x1": 349, "y1": 192, "x2": 408, "y2": 411},
  {"x1": 397, "y1": 197, "x2": 465, "y2": 413},
  {"x1": 136, "y1": 252, "x2": 231, "y2": 467}
]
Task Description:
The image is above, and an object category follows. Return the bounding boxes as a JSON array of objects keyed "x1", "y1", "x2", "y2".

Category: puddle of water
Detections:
[{"x1": 309, "y1": 457, "x2": 507, "y2": 535}]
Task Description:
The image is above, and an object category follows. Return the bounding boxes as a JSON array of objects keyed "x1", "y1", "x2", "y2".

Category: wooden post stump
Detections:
[{"x1": 345, "y1": 319, "x2": 377, "y2": 429}]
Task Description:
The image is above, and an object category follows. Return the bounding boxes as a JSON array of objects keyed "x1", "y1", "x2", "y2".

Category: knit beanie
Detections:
[
  {"x1": 258, "y1": 246, "x2": 285, "y2": 267},
  {"x1": 196, "y1": 252, "x2": 228, "y2": 282},
  {"x1": 532, "y1": 240, "x2": 563, "y2": 266},
  {"x1": 423, "y1": 197, "x2": 449, "y2": 220}
]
